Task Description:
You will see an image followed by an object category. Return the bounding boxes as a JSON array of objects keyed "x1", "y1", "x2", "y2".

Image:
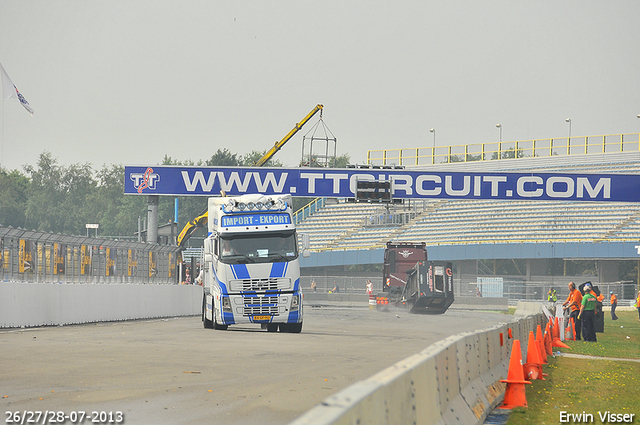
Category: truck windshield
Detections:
[{"x1": 219, "y1": 231, "x2": 298, "y2": 264}]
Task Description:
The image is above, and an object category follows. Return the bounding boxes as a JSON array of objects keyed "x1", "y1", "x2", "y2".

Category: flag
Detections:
[{"x1": 1, "y1": 62, "x2": 34, "y2": 116}]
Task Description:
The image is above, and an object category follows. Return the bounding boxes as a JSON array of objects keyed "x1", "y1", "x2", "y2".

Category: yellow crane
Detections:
[{"x1": 176, "y1": 104, "x2": 324, "y2": 248}]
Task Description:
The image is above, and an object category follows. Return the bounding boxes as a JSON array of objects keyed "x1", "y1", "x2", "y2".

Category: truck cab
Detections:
[
  {"x1": 403, "y1": 261, "x2": 455, "y2": 314},
  {"x1": 202, "y1": 194, "x2": 304, "y2": 332}
]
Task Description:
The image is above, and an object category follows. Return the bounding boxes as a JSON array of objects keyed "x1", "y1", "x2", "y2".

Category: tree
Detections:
[
  {"x1": 24, "y1": 151, "x2": 66, "y2": 232},
  {"x1": 205, "y1": 148, "x2": 241, "y2": 167},
  {"x1": 241, "y1": 150, "x2": 283, "y2": 167},
  {"x1": 334, "y1": 153, "x2": 351, "y2": 168},
  {"x1": 0, "y1": 167, "x2": 29, "y2": 228},
  {"x1": 87, "y1": 164, "x2": 146, "y2": 238}
]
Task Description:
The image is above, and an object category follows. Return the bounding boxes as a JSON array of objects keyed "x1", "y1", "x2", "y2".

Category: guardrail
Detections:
[
  {"x1": 367, "y1": 133, "x2": 640, "y2": 166},
  {"x1": 289, "y1": 309, "x2": 545, "y2": 425},
  {"x1": 0, "y1": 225, "x2": 180, "y2": 284}
]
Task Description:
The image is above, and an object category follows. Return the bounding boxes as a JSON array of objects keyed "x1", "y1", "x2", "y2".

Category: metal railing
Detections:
[
  {"x1": 367, "y1": 133, "x2": 640, "y2": 166},
  {"x1": 301, "y1": 275, "x2": 639, "y2": 302},
  {"x1": 0, "y1": 225, "x2": 180, "y2": 284},
  {"x1": 293, "y1": 197, "x2": 325, "y2": 225}
]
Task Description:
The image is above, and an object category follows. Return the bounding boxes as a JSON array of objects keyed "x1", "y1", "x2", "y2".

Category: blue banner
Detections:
[
  {"x1": 124, "y1": 165, "x2": 640, "y2": 202},
  {"x1": 220, "y1": 213, "x2": 291, "y2": 227}
]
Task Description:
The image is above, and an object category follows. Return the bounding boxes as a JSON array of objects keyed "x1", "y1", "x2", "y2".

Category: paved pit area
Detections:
[{"x1": 1, "y1": 307, "x2": 509, "y2": 425}]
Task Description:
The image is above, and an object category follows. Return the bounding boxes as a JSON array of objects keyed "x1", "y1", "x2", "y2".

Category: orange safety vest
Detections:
[
  {"x1": 565, "y1": 289, "x2": 583, "y2": 311},
  {"x1": 610, "y1": 294, "x2": 617, "y2": 305},
  {"x1": 597, "y1": 293, "x2": 604, "y2": 302}
]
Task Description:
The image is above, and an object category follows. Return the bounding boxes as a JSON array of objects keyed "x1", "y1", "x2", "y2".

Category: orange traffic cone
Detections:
[
  {"x1": 552, "y1": 336, "x2": 571, "y2": 349},
  {"x1": 552, "y1": 316, "x2": 571, "y2": 349},
  {"x1": 523, "y1": 331, "x2": 546, "y2": 380},
  {"x1": 565, "y1": 317, "x2": 574, "y2": 340},
  {"x1": 536, "y1": 325, "x2": 548, "y2": 365},
  {"x1": 544, "y1": 322, "x2": 553, "y2": 356},
  {"x1": 499, "y1": 339, "x2": 531, "y2": 409}
]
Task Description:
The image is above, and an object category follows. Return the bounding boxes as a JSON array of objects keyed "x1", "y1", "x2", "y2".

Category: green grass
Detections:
[
  {"x1": 558, "y1": 309, "x2": 640, "y2": 359},
  {"x1": 505, "y1": 311, "x2": 640, "y2": 425}
]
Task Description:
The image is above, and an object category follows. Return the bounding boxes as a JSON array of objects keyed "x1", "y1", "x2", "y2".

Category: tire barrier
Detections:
[{"x1": 289, "y1": 311, "x2": 545, "y2": 425}]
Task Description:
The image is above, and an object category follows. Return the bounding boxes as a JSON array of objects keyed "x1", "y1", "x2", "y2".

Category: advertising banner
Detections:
[
  {"x1": 128, "y1": 249, "x2": 137, "y2": 277},
  {"x1": 80, "y1": 245, "x2": 91, "y2": 275},
  {"x1": 124, "y1": 165, "x2": 638, "y2": 202},
  {"x1": 149, "y1": 251, "x2": 157, "y2": 278},
  {"x1": 54, "y1": 243, "x2": 66, "y2": 275},
  {"x1": 19, "y1": 239, "x2": 34, "y2": 274},
  {"x1": 106, "y1": 247, "x2": 116, "y2": 277}
]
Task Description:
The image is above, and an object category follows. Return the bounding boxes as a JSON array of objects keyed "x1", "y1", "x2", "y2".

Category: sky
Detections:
[{"x1": 1, "y1": 1, "x2": 639, "y2": 172}]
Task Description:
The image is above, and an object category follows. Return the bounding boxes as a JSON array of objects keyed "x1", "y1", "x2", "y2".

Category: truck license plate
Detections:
[{"x1": 253, "y1": 315, "x2": 271, "y2": 321}]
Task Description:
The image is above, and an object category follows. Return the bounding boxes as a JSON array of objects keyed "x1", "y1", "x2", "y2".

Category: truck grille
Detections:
[
  {"x1": 243, "y1": 295, "x2": 279, "y2": 316},
  {"x1": 233, "y1": 277, "x2": 289, "y2": 292}
]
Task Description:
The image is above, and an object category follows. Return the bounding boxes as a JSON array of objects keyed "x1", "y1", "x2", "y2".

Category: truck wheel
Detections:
[
  {"x1": 203, "y1": 296, "x2": 213, "y2": 329},
  {"x1": 213, "y1": 307, "x2": 228, "y2": 330},
  {"x1": 266, "y1": 323, "x2": 278, "y2": 332},
  {"x1": 279, "y1": 322, "x2": 302, "y2": 333},
  {"x1": 290, "y1": 322, "x2": 302, "y2": 333}
]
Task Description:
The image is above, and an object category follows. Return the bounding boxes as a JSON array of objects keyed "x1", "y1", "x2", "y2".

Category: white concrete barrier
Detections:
[
  {"x1": 0, "y1": 282, "x2": 202, "y2": 328},
  {"x1": 289, "y1": 312, "x2": 544, "y2": 425}
]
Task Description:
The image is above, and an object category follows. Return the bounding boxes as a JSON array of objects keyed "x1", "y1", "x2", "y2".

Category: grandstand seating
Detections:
[{"x1": 295, "y1": 153, "x2": 640, "y2": 251}]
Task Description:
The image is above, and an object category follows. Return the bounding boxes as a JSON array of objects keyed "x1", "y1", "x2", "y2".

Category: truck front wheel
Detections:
[
  {"x1": 203, "y1": 295, "x2": 213, "y2": 329},
  {"x1": 279, "y1": 322, "x2": 303, "y2": 333},
  {"x1": 213, "y1": 307, "x2": 228, "y2": 330}
]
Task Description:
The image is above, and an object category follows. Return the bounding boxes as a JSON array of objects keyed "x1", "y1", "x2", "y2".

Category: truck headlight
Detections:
[
  {"x1": 222, "y1": 297, "x2": 232, "y2": 312},
  {"x1": 291, "y1": 294, "x2": 300, "y2": 311}
]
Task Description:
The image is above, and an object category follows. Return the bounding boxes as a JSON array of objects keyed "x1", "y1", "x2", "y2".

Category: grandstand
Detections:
[
  {"x1": 297, "y1": 150, "x2": 640, "y2": 250},
  {"x1": 296, "y1": 139, "x2": 640, "y2": 300}
]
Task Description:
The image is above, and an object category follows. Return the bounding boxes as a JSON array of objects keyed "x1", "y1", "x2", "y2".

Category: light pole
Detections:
[
  {"x1": 496, "y1": 124, "x2": 502, "y2": 144},
  {"x1": 565, "y1": 118, "x2": 571, "y2": 138},
  {"x1": 429, "y1": 128, "x2": 435, "y2": 163}
]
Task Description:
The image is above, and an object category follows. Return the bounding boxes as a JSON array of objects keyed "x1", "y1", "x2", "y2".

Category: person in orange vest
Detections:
[
  {"x1": 610, "y1": 291, "x2": 618, "y2": 321},
  {"x1": 562, "y1": 282, "x2": 583, "y2": 340},
  {"x1": 579, "y1": 283, "x2": 597, "y2": 342}
]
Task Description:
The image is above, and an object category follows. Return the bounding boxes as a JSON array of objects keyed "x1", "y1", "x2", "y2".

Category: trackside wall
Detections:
[
  {"x1": 289, "y1": 312, "x2": 545, "y2": 425},
  {"x1": 0, "y1": 283, "x2": 202, "y2": 328}
]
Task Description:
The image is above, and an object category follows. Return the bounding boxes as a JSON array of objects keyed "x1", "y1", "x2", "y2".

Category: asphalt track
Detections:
[{"x1": 1, "y1": 306, "x2": 508, "y2": 425}]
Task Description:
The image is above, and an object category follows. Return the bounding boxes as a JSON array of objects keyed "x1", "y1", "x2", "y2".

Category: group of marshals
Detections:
[
  {"x1": 555, "y1": 283, "x2": 640, "y2": 340},
  {"x1": 558, "y1": 282, "x2": 600, "y2": 342}
]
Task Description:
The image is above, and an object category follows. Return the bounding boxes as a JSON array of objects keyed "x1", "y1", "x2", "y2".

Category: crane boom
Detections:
[
  {"x1": 254, "y1": 104, "x2": 323, "y2": 166},
  {"x1": 176, "y1": 104, "x2": 323, "y2": 248}
]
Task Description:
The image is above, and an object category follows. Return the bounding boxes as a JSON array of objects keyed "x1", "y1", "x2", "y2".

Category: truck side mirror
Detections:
[
  {"x1": 204, "y1": 237, "x2": 215, "y2": 262},
  {"x1": 300, "y1": 233, "x2": 311, "y2": 258}
]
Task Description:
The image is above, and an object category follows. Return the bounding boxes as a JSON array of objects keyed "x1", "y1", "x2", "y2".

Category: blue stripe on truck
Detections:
[{"x1": 270, "y1": 262, "x2": 287, "y2": 278}]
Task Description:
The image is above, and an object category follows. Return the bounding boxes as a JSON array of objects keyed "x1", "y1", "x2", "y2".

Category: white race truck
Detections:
[{"x1": 201, "y1": 194, "x2": 307, "y2": 332}]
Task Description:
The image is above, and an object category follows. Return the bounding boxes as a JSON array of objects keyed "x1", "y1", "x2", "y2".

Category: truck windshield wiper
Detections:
[
  {"x1": 267, "y1": 253, "x2": 288, "y2": 261},
  {"x1": 224, "y1": 254, "x2": 255, "y2": 263},
  {"x1": 236, "y1": 254, "x2": 256, "y2": 263}
]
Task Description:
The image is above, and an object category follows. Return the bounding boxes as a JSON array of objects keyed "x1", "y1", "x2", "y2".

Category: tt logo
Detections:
[{"x1": 131, "y1": 167, "x2": 160, "y2": 193}]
